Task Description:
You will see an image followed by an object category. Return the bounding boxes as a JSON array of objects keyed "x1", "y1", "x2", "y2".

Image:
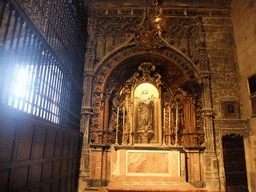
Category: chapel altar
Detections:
[
  {"x1": 87, "y1": 61, "x2": 205, "y2": 192},
  {"x1": 78, "y1": 1, "x2": 248, "y2": 191}
]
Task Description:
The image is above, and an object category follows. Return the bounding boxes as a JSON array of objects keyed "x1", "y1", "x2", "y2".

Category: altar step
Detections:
[
  {"x1": 84, "y1": 177, "x2": 224, "y2": 192},
  {"x1": 97, "y1": 176, "x2": 199, "y2": 192},
  {"x1": 85, "y1": 188, "x2": 220, "y2": 192}
]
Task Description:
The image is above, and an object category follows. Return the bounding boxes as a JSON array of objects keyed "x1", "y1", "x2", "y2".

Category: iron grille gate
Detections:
[
  {"x1": 0, "y1": 0, "x2": 84, "y2": 130},
  {"x1": 0, "y1": 0, "x2": 85, "y2": 192}
]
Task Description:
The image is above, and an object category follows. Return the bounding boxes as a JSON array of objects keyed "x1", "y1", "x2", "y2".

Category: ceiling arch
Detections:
[{"x1": 92, "y1": 45, "x2": 201, "y2": 95}]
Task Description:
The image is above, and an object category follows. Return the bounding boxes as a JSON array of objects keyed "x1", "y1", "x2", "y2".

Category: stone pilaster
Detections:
[
  {"x1": 98, "y1": 92, "x2": 105, "y2": 144},
  {"x1": 104, "y1": 94, "x2": 111, "y2": 131},
  {"x1": 79, "y1": 17, "x2": 97, "y2": 187},
  {"x1": 198, "y1": 41, "x2": 220, "y2": 190},
  {"x1": 80, "y1": 72, "x2": 93, "y2": 180},
  {"x1": 201, "y1": 108, "x2": 219, "y2": 191}
]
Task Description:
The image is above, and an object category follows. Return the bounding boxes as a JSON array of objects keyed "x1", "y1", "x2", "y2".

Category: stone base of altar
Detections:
[
  {"x1": 110, "y1": 148, "x2": 182, "y2": 178},
  {"x1": 98, "y1": 176, "x2": 198, "y2": 192},
  {"x1": 92, "y1": 146, "x2": 221, "y2": 192},
  {"x1": 85, "y1": 146, "x2": 223, "y2": 192}
]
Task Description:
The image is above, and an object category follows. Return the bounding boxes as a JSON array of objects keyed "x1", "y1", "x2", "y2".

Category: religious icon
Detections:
[{"x1": 137, "y1": 90, "x2": 154, "y2": 143}]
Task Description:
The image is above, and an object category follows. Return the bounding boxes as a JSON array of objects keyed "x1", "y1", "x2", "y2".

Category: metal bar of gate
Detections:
[
  {"x1": 2, "y1": 3, "x2": 13, "y2": 46},
  {"x1": 0, "y1": 0, "x2": 84, "y2": 130}
]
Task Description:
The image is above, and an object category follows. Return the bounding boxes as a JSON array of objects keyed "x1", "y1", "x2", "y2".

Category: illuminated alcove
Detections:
[{"x1": 133, "y1": 82, "x2": 161, "y2": 144}]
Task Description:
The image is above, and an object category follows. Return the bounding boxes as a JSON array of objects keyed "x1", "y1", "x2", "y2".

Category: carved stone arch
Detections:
[
  {"x1": 92, "y1": 44, "x2": 201, "y2": 94},
  {"x1": 90, "y1": 44, "x2": 205, "y2": 145}
]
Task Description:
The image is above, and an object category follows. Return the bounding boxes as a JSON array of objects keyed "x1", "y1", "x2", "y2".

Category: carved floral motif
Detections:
[{"x1": 85, "y1": 6, "x2": 206, "y2": 70}]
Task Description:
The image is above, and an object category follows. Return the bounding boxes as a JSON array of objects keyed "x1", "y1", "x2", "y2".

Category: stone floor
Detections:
[
  {"x1": 83, "y1": 177, "x2": 225, "y2": 192},
  {"x1": 96, "y1": 176, "x2": 199, "y2": 192}
]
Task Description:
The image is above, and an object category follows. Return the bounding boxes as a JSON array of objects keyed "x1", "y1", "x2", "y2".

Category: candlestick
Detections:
[
  {"x1": 122, "y1": 106, "x2": 125, "y2": 145},
  {"x1": 175, "y1": 100, "x2": 178, "y2": 146},
  {"x1": 129, "y1": 106, "x2": 132, "y2": 145},
  {"x1": 169, "y1": 106, "x2": 171, "y2": 146},
  {"x1": 163, "y1": 107, "x2": 166, "y2": 146},
  {"x1": 115, "y1": 107, "x2": 119, "y2": 145}
]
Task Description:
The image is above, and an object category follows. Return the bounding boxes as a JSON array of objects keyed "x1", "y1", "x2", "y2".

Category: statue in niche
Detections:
[
  {"x1": 178, "y1": 107, "x2": 184, "y2": 133},
  {"x1": 108, "y1": 94, "x2": 125, "y2": 144},
  {"x1": 174, "y1": 97, "x2": 184, "y2": 134},
  {"x1": 137, "y1": 90, "x2": 154, "y2": 143}
]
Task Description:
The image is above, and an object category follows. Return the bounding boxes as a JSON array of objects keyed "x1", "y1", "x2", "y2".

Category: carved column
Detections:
[
  {"x1": 80, "y1": 73, "x2": 93, "y2": 179},
  {"x1": 79, "y1": 17, "x2": 97, "y2": 182},
  {"x1": 198, "y1": 42, "x2": 220, "y2": 190},
  {"x1": 123, "y1": 86, "x2": 131, "y2": 145},
  {"x1": 98, "y1": 93, "x2": 105, "y2": 144},
  {"x1": 104, "y1": 94, "x2": 111, "y2": 141}
]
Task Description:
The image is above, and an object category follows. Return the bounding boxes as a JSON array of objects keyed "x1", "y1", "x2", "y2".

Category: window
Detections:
[
  {"x1": 248, "y1": 74, "x2": 256, "y2": 117},
  {"x1": 7, "y1": 60, "x2": 63, "y2": 124},
  {"x1": 0, "y1": 1, "x2": 83, "y2": 130}
]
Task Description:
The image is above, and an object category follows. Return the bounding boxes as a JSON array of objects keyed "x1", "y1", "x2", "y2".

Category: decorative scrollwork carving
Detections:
[
  {"x1": 134, "y1": 22, "x2": 166, "y2": 49},
  {"x1": 128, "y1": 62, "x2": 163, "y2": 86},
  {"x1": 214, "y1": 120, "x2": 250, "y2": 138},
  {"x1": 94, "y1": 17, "x2": 143, "y2": 38},
  {"x1": 89, "y1": 5, "x2": 207, "y2": 64}
]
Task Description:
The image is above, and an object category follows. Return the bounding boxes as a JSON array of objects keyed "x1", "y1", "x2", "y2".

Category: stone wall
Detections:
[
  {"x1": 231, "y1": 0, "x2": 256, "y2": 126},
  {"x1": 231, "y1": 0, "x2": 256, "y2": 191},
  {"x1": 202, "y1": 10, "x2": 240, "y2": 119},
  {"x1": 81, "y1": 2, "x2": 249, "y2": 191},
  {"x1": 201, "y1": 9, "x2": 243, "y2": 191},
  {"x1": 86, "y1": 4, "x2": 240, "y2": 136}
]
